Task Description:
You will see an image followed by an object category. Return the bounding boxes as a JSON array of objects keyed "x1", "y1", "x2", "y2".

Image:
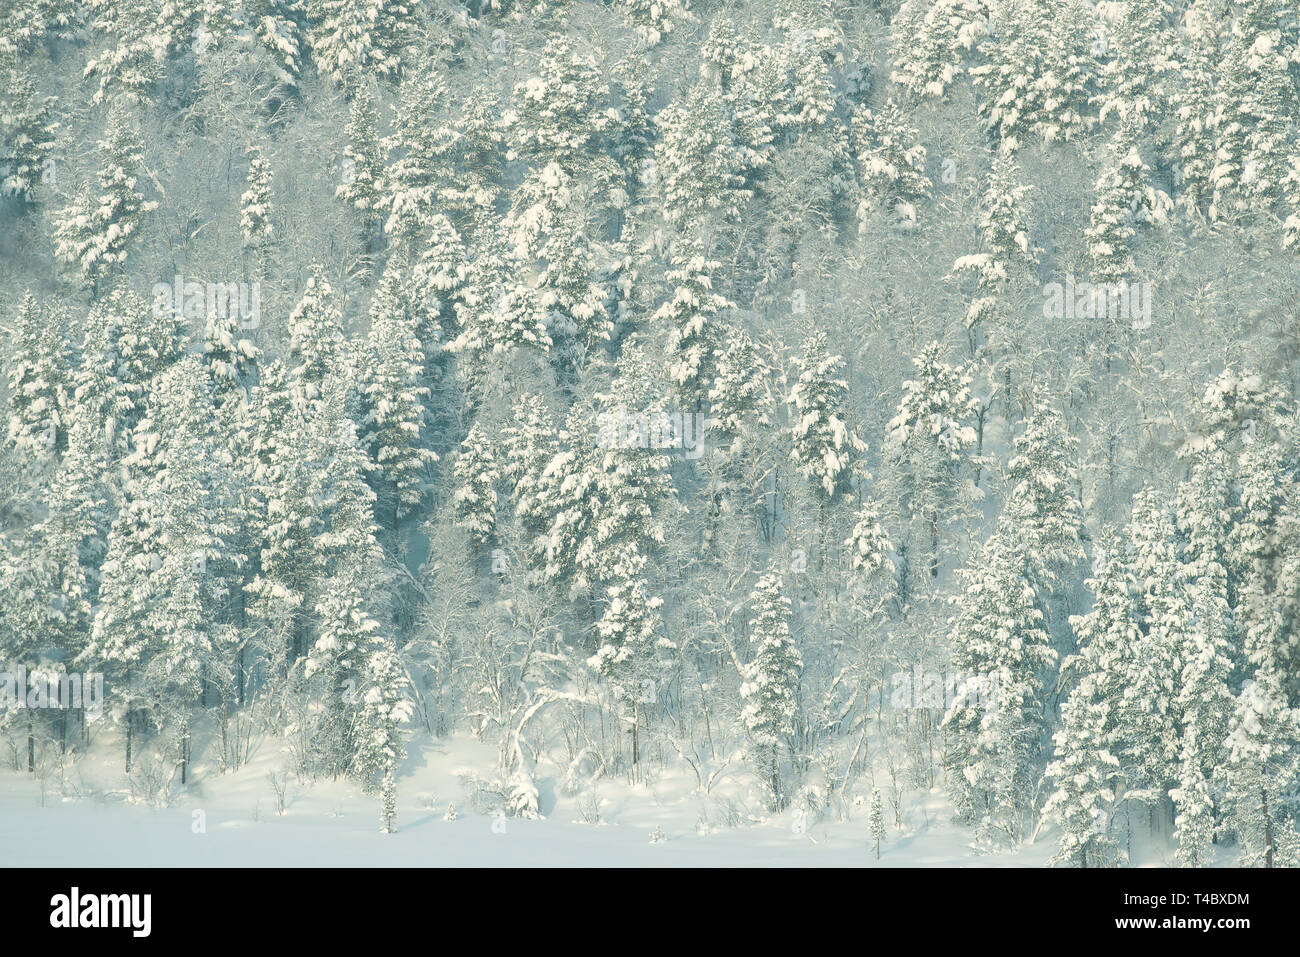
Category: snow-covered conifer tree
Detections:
[
  {"x1": 653, "y1": 237, "x2": 737, "y2": 410},
  {"x1": 307, "y1": 0, "x2": 415, "y2": 87},
  {"x1": 951, "y1": 153, "x2": 1038, "y2": 331},
  {"x1": 240, "y1": 148, "x2": 274, "y2": 252},
  {"x1": 83, "y1": 357, "x2": 240, "y2": 776},
  {"x1": 53, "y1": 108, "x2": 158, "y2": 291},
  {"x1": 890, "y1": 0, "x2": 992, "y2": 99},
  {"x1": 971, "y1": 0, "x2": 1096, "y2": 151},
  {"x1": 741, "y1": 568, "x2": 803, "y2": 810},
  {"x1": 336, "y1": 83, "x2": 385, "y2": 239},
  {"x1": 883, "y1": 343, "x2": 981, "y2": 580},
  {"x1": 5, "y1": 294, "x2": 69, "y2": 460},
  {"x1": 943, "y1": 497, "x2": 1057, "y2": 847},
  {"x1": 1045, "y1": 529, "x2": 1137, "y2": 867},
  {"x1": 868, "y1": 786, "x2": 886, "y2": 858},
  {"x1": 361, "y1": 263, "x2": 438, "y2": 525},
  {"x1": 452, "y1": 422, "x2": 500, "y2": 548},
  {"x1": 654, "y1": 82, "x2": 753, "y2": 228},
  {"x1": 851, "y1": 101, "x2": 931, "y2": 231},
  {"x1": 787, "y1": 330, "x2": 866, "y2": 502},
  {"x1": 1085, "y1": 119, "x2": 1169, "y2": 285},
  {"x1": 0, "y1": 67, "x2": 58, "y2": 205},
  {"x1": 288, "y1": 265, "x2": 349, "y2": 413},
  {"x1": 706, "y1": 325, "x2": 771, "y2": 453}
]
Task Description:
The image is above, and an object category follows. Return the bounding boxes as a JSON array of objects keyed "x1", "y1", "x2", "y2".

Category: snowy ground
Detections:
[{"x1": 0, "y1": 734, "x2": 1066, "y2": 867}]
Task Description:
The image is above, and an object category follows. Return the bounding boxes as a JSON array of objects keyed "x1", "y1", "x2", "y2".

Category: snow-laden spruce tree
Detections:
[
  {"x1": 530, "y1": 343, "x2": 674, "y2": 595},
  {"x1": 1213, "y1": 412, "x2": 1300, "y2": 864},
  {"x1": 439, "y1": 89, "x2": 504, "y2": 239},
  {"x1": 741, "y1": 568, "x2": 803, "y2": 811},
  {"x1": 943, "y1": 495, "x2": 1057, "y2": 848},
  {"x1": 245, "y1": 384, "x2": 383, "y2": 672},
  {"x1": 706, "y1": 324, "x2": 772, "y2": 454},
  {"x1": 305, "y1": 570, "x2": 392, "y2": 780},
  {"x1": 698, "y1": 18, "x2": 777, "y2": 180},
  {"x1": 869, "y1": 787, "x2": 886, "y2": 859},
  {"x1": 1223, "y1": 666, "x2": 1300, "y2": 867},
  {"x1": 502, "y1": 160, "x2": 571, "y2": 264},
  {"x1": 240, "y1": 147, "x2": 274, "y2": 253},
  {"x1": 248, "y1": 0, "x2": 309, "y2": 92},
  {"x1": 73, "y1": 288, "x2": 186, "y2": 472},
  {"x1": 971, "y1": 0, "x2": 1096, "y2": 151},
  {"x1": 528, "y1": 201, "x2": 614, "y2": 365},
  {"x1": 588, "y1": 543, "x2": 671, "y2": 778},
  {"x1": 200, "y1": 306, "x2": 260, "y2": 410},
  {"x1": 38, "y1": 405, "x2": 111, "y2": 648},
  {"x1": 844, "y1": 499, "x2": 894, "y2": 580},
  {"x1": 951, "y1": 152, "x2": 1039, "y2": 332},
  {"x1": 0, "y1": 499, "x2": 93, "y2": 770},
  {"x1": 379, "y1": 69, "x2": 459, "y2": 246},
  {"x1": 787, "y1": 329, "x2": 866, "y2": 502},
  {"x1": 1170, "y1": 0, "x2": 1219, "y2": 217},
  {"x1": 1045, "y1": 529, "x2": 1138, "y2": 867},
  {"x1": 653, "y1": 236, "x2": 737, "y2": 410},
  {"x1": 502, "y1": 35, "x2": 617, "y2": 189},
  {"x1": 409, "y1": 213, "x2": 465, "y2": 351},
  {"x1": 0, "y1": 66, "x2": 58, "y2": 205},
  {"x1": 0, "y1": 510, "x2": 88, "y2": 672},
  {"x1": 83, "y1": 357, "x2": 240, "y2": 777},
  {"x1": 890, "y1": 0, "x2": 992, "y2": 100},
  {"x1": 1086, "y1": 118, "x2": 1170, "y2": 285},
  {"x1": 1117, "y1": 487, "x2": 1185, "y2": 821},
  {"x1": 619, "y1": 0, "x2": 684, "y2": 47},
  {"x1": 5, "y1": 293, "x2": 69, "y2": 460},
  {"x1": 1097, "y1": 0, "x2": 1177, "y2": 129},
  {"x1": 1169, "y1": 454, "x2": 1237, "y2": 866},
  {"x1": 361, "y1": 262, "x2": 438, "y2": 526},
  {"x1": 452, "y1": 422, "x2": 500, "y2": 549},
  {"x1": 882, "y1": 343, "x2": 981, "y2": 581},
  {"x1": 307, "y1": 0, "x2": 416, "y2": 88},
  {"x1": 449, "y1": 239, "x2": 552, "y2": 362},
  {"x1": 503, "y1": 393, "x2": 560, "y2": 541},
  {"x1": 1004, "y1": 402, "x2": 1085, "y2": 592},
  {"x1": 1230, "y1": 421, "x2": 1300, "y2": 700},
  {"x1": 653, "y1": 81, "x2": 754, "y2": 229},
  {"x1": 79, "y1": 2, "x2": 165, "y2": 105},
  {"x1": 851, "y1": 100, "x2": 932, "y2": 231},
  {"x1": 356, "y1": 631, "x2": 412, "y2": 832},
  {"x1": 53, "y1": 106, "x2": 157, "y2": 292},
  {"x1": 1210, "y1": 1, "x2": 1295, "y2": 223},
  {"x1": 287, "y1": 265, "x2": 350, "y2": 413},
  {"x1": 0, "y1": 297, "x2": 83, "y2": 669},
  {"x1": 335, "y1": 83, "x2": 385, "y2": 238}
]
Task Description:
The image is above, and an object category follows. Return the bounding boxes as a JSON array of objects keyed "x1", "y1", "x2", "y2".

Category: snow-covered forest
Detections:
[{"x1": 2, "y1": 0, "x2": 1299, "y2": 868}]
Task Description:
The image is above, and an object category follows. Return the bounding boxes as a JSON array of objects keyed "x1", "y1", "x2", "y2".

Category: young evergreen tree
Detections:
[
  {"x1": 741, "y1": 568, "x2": 803, "y2": 811},
  {"x1": 240, "y1": 147, "x2": 274, "y2": 252},
  {"x1": 868, "y1": 786, "x2": 886, "y2": 858}
]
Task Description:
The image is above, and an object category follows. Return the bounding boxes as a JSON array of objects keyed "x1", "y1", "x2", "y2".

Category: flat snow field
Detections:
[{"x1": 0, "y1": 736, "x2": 1063, "y2": 867}]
